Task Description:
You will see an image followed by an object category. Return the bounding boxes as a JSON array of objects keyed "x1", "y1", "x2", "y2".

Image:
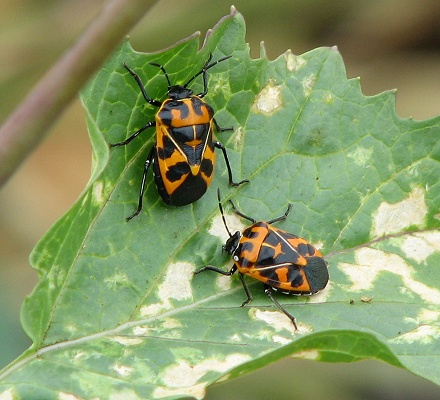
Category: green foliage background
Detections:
[{"x1": 1, "y1": 7, "x2": 439, "y2": 400}]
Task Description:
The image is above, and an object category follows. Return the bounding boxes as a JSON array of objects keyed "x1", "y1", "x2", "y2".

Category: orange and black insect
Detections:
[
  {"x1": 195, "y1": 190, "x2": 329, "y2": 330},
  {"x1": 110, "y1": 54, "x2": 248, "y2": 221}
]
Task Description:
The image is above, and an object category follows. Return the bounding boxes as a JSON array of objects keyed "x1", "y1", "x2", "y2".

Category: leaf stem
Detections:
[{"x1": 0, "y1": 0, "x2": 159, "y2": 187}]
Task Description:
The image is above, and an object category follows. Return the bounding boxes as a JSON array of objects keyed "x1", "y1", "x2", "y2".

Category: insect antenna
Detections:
[
  {"x1": 149, "y1": 62, "x2": 172, "y2": 90},
  {"x1": 217, "y1": 188, "x2": 232, "y2": 238},
  {"x1": 184, "y1": 54, "x2": 232, "y2": 89}
]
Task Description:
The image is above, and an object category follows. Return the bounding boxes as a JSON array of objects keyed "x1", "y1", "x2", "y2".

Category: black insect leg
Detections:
[
  {"x1": 195, "y1": 265, "x2": 254, "y2": 308},
  {"x1": 267, "y1": 204, "x2": 293, "y2": 225},
  {"x1": 226, "y1": 189, "x2": 291, "y2": 225},
  {"x1": 228, "y1": 199, "x2": 256, "y2": 224},
  {"x1": 194, "y1": 264, "x2": 237, "y2": 276},
  {"x1": 126, "y1": 147, "x2": 154, "y2": 222},
  {"x1": 123, "y1": 63, "x2": 162, "y2": 107},
  {"x1": 110, "y1": 122, "x2": 156, "y2": 147},
  {"x1": 197, "y1": 54, "x2": 216, "y2": 98},
  {"x1": 213, "y1": 141, "x2": 249, "y2": 187},
  {"x1": 238, "y1": 272, "x2": 253, "y2": 307},
  {"x1": 212, "y1": 118, "x2": 249, "y2": 187},
  {"x1": 212, "y1": 118, "x2": 233, "y2": 133},
  {"x1": 264, "y1": 284, "x2": 298, "y2": 330}
]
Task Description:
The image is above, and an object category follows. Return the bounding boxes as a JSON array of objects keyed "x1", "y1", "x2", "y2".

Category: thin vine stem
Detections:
[{"x1": 0, "y1": 0, "x2": 159, "y2": 187}]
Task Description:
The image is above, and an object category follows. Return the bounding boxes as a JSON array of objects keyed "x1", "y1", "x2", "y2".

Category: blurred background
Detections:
[{"x1": 0, "y1": 0, "x2": 439, "y2": 398}]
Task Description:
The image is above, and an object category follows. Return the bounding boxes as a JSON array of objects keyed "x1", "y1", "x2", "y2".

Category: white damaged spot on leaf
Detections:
[
  {"x1": 405, "y1": 308, "x2": 440, "y2": 326},
  {"x1": 302, "y1": 74, "x2": 316, "y2": 96},
  {"x1": 153, "y1": 384, "x2": 206, "y2": 400},
  {"x1": 65, "y1": 323, "x2": 78, "y2": 334},
  {"x1": 339, "y1": 247, "x2": 440, "y2": 304},
  {"x1": 251, "y1": 80, "x2": 283, "y2": 115},
  {"x1": 229, "y1": 333, "x2": 241, "y2": 342},
  {"x1": 323, "y1": 92, "x2": 335, "y2": 104},
  {"x1": 105, "y1": 272, "x2": 131, "y2": 289},
  {"x1": 154, "y1": 354, "x2": 251, "y2": 399},
  {"x1": 347, "y1": 146, "x2": 373, "y2": 167},
  {"x1": 110, "y1": 336, "x2": 143, "y2": 346},
  {"x1": 108, "y1": 388, "x2": 142, "y2": 400},
  {"x1": 48, "y1": 264, "x2": 66, "y2": 290},
  {"x1": 233, "y1": 126, "x2": 245, "y2": 150},
  {"x1": 140, "y1": 262, "x2": 195, "y2": 317},
  {"x1": 91, "y1": 180, "x2": 106, "y2": 206},
  {"x1": 209, "y1": 213, "x2": 246, "y2": 244},
  {"x1": 162, "y1": 318, "x2": 183, "y2": 329},
  {"x1": 291, "y1": 349, "x2": 320, "y2": 360},
  {"x1": 314, "y1": 241, "x2": 325, "y2": 251},
  {"x1": 132, "y1": 326, "x2": 149, "y2": 336},
  {"x1": 389, "y1": 325, "x2": 440, "y2": 345},
  {"x1": 215, "y1": 273, "x2": 233, "y2": 291},
  {"x1": 158, "y1": 262, "x2": 195, "y2": 302},
  {"x1": 253, "y1": 309, "x2": 297, "y2": 335},
  {"x1": 112, "y1": 363, "x2": 134, "y2": 377},
  {"x1": 273, "y1": 335, "x2": 292, "y2": 345},
  {"x1": 402, "y1": 231, "x2": 440, "y2": 263},
  {"x1": 139, "y1": 303, "x2": 163, "y2": 318},
  {"x1": 0, "y1": 389, "x2": 13, "y2": 400},
  {"x1": 418, "y1": 308, "x2": 440, "y2": 324},
  {"x1": 133, "y1": 320, "x2": 182, "y2": 340},
  {"x1": 58, "y1": 393, "x2": 80, "y2": 400},
  {"x1": 208, "y1": 74, "x2": 231, "y2": 97},
  {"x1": 72, "y1": 350, "x2": 86, "y2": 361},
  {"x1": 372, "y1": 187, "x2": 427, "y2": 236},
  {"x1": 285, "y1": 51, "x2": 306, "y2": 72}
]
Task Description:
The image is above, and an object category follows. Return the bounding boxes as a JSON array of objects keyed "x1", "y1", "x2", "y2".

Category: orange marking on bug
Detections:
[
  {"x1": 235, "y1": 258, "x2": 254, "y2": 273},
  {"x1": 167, "y1": 149, "x2": 186, "y2": 167},
  {"x1": 168, "y1": 99, "x2": 212, "y2": 127},
  {"x1": 289, "y1": 253, "x2": 307, "y2": 267},
  {"x1": 201, "y1": 145, "x2": 215, "y2": 182},
  {"x1": 313, "y1": 248, "x2": 324, "y2": 257},
  {"x1": 162, "y1": 173, "x2": 187, "y2": 195},
  {"x1": 287, "y1": 235, "x2": 319, "y2": 257},
  {"x1": 271, "y1": 229, "x2": 310, "y2": 266},
  {"x1": 247, "y1": 268, "x2": 270, "y2": 283},
  {"x1": 275, "y1": 266, "x2": 289, "y2": 283},
  {"x1": 262, "y1": 242, "x2": 284, "y2": 258},
  {"x1": 290, "y1": 270, "x2": 311, "y2": 292},
  {"x1": 157, "y1": 144, "x2": 188, "y2": 194},
  {"x1": 190, "y1": 165, "x2": 201, "y2": 175},
  {"x1": 240, "y1": 227, "x2": 268, "y2": 262},
  {"x1": 186, "y1": 138, "x2": 202, "y2": 147},
  {"x1": 240, "y1": 222, "x2": 274, "y2": 264}
]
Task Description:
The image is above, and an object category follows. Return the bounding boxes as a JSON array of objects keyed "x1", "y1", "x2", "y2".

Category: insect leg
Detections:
[
  {"x1": 228, "y1": 199, "x2": 256, "y2": 223},
  {"x1": 123, "y1": 63, "x2": 162, "y2": 107},
  {"x1": 110, "y1": 122, "x2": 156, "y2": 147},
  {"x1": 267, "y1": 204, "x2": 293, "y2": 225},
  {"x1": 126, "y1": 146, "x2": 154, "y2": 222},
  {"x1": 194, "y1": 264, "x2": 237, "y2": 276},
  {"x1": 193, "y1": 53, "x2": 213, "y2": 98},
  {"x1": 238, "y1": 272, "x2": 253, "y2": 307},
  {"x1": 264, "y1": 284, "x2": 298, "y2": 330},
  {"x1": 212, "y1": 118, "x2": 233, "y2": 133},
  {"x1": 213, "y1": 140, "x2": 249, "y2": 187}
]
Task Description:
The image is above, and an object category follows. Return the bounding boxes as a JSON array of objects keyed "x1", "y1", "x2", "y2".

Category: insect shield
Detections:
[
  {"x1": 195, "y1": 189, "x2": 329, "y2": 330},
  {"x1": 110, "y1": 55, "x2": 248, "y2": 221}
]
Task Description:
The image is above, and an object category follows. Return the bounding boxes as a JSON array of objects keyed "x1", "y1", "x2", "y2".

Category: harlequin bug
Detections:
[
  {"x1": 110, "y1": 54, "x2": 248, "y2": 221},
  {"x1": 195, "y1": 189, "x2": 329, "y2": 330}
]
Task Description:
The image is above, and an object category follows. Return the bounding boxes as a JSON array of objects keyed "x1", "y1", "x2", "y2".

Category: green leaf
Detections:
[{"x1": 1, "y1": 7, "x2": 440, "y2": 399}]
